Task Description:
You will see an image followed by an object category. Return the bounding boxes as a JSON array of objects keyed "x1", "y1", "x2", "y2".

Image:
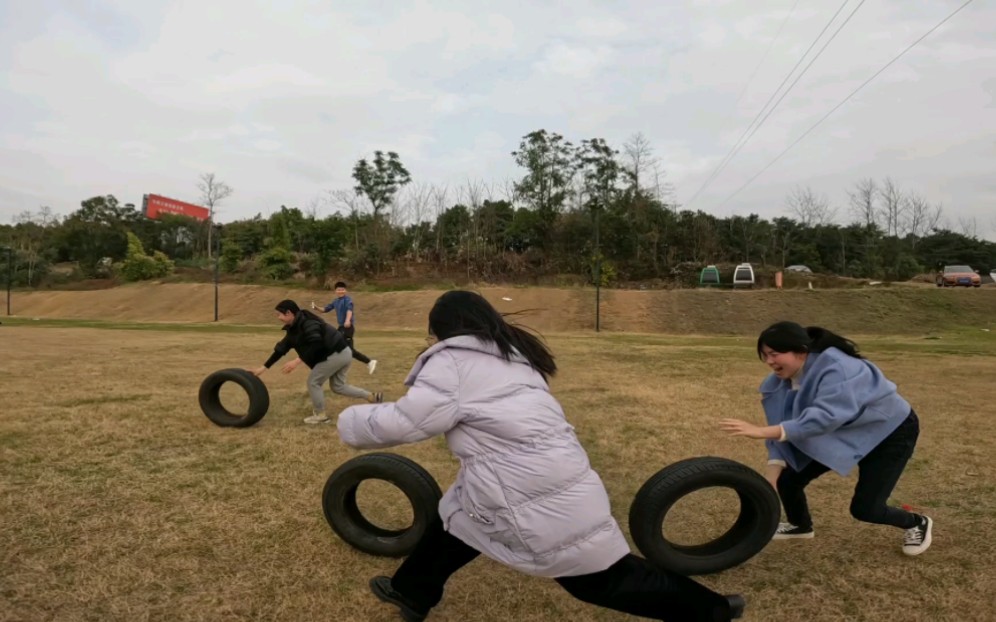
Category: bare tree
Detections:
[
  {"x1": 848, "y1": 178, "x2": 877, "y2": 227},
  {"x1": 785, "y1": 185, "x2": 836, "y2": 227},
  {"x1": 197, "y1": 173, "x2": 233, "y2": 259},
  {"x1": 459, "y1": 179, "x2": 492, "y2": 277},
  {"x1": 567, "y1": 175, "x2": 588, "y2": 212},
  {"x1": 496, "y1": 177, "x2": 520, "y2": 205},
  {"x1": 400, "y1": 182, "x2": 435, "y2": 227},
  {"x1": 904, "y1": 192, "x2": 943, "y2": 247},
  {"x1": 328, "y1": 188, "x2": 363, "y2": 216},
  {"x1": 393, "y1": 182, "x2": 436, "y2": 260},
  {"x1": 304, "y1": 195, "x2": 323, "y2": 220},
  {"x1": 460, "y1": 178, "x2": 489, "y2": 210},
  {"x1": 958, "y1": 216, "x2": 979, "y2": 239},
  {"x1": 328, "y1": 188, "x2": 366, "y2": 251},
  {"x1": 622, "y1": 132, "x2": 658, "y2": 192},
  {"x1": 650, "y1": 162, "x2": 676, "y2": 207},
  {"x1": 877, "y1": 177, "x2": 905, "y2": 237},
  {"x1": 432, "y1": 184, "x2": 450, "y2": 256}
]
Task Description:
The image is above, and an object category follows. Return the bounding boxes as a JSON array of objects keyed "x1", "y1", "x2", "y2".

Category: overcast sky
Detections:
[{"x1": 2, "y1": 0, "x2": 994, "y2": 239}]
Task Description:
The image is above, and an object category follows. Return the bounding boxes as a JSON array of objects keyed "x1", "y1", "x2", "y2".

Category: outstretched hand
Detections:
[{"x1": 719, "y1": 418, "x2": 768, "y2": 439}]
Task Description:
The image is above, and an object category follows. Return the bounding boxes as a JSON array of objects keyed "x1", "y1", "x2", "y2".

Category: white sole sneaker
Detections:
[
  {"x1": 772, "y1": 523, "x2": 815, "y2": 539},
  {"x1": 303, "y1": 415, "x2": 331, "y2": 424},
  {"x1": 903, "y1": 516, "x2": 933, "y2": 556}
]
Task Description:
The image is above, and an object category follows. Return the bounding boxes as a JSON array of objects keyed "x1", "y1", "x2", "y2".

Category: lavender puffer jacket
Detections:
[{"x1": 336, "y1": 335, "x2": 631, "y2": 577}]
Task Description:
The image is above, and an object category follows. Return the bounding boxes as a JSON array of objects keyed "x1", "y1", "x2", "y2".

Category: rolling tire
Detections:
[
  {"x1": 323, "y1": 453, "x2": 443, "y2": 557},
  {"x1": 198, "y1": 368, "x2": 270, "y2": 428},
  {"x1": 629, "y1": 456, "x2": 781, "y2": 575}
]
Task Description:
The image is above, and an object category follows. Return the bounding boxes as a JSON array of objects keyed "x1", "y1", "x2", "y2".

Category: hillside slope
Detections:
[{"x1": 9, "y1": 283, "x2": 994, "y2": 335}]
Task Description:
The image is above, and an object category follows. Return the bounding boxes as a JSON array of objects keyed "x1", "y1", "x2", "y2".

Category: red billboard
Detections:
[{"x1": 143, "y1": 194, "x2": 210, "y2": 221}]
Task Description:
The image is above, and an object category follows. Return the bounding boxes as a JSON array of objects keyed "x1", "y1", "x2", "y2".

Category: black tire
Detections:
[
  {"x1": 198, "y1": 368, "x2": 270, "y2": 428},
  {"x1": 322, "y1": 453, "x2": 443, "y2": 557},
  {"x1": 628, "y1": 456, "x2": 781, "y2": 575}
]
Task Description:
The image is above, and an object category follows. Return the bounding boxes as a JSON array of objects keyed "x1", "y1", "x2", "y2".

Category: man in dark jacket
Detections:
[{"x1": 251, "y1": 300, "x2": 382, "y2": 424}]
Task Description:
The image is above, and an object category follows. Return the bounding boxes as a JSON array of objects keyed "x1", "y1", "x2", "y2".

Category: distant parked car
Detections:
[
  {"x1": 936, "y1": 264, "x2": 981, "y2": 288},
  {"x1": 785, "y1": 265, "x2": 813, "y2": 273},
  {"x1": 733, "y1": 263, "x2": 755, "y2": 288}
]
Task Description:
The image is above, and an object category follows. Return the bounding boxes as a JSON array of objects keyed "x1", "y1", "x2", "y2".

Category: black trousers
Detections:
[
  {"x1": 338, "y1": 325, "x2": 371, "y2": 364},
  {"x1": 778, "y1": 410, "x2": 920, "y2": 530},
  {"x1": 390, "y1": 516, "x2": 733, "y2": 622}
]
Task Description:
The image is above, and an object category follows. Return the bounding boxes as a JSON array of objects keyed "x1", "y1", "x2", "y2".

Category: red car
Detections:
[{"x1": 936, "y1": 265, "x2": 982, "y2": 288}]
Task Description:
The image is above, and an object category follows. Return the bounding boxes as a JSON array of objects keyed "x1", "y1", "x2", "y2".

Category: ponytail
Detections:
[
  {"x1": 758, "y1": 321, "x2": 862, "y2": 359},
  {"x1": 805, "y1": 326, "x2": 862, "y2": 359}
]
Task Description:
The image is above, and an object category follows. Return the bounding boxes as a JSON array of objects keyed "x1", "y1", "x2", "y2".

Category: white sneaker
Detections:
[
  {"x1": 368, "y1": 360, "x2": 378, "y2": 375},
  {"x1": 303, "y1": 413, "x2": 330, "y2": 424},
  {"x1": 903, "y1": 515, "x2": 932, "y2": 556},
  {"x1": 772, "y1": 523, "x2": 815, "y2": 539}
]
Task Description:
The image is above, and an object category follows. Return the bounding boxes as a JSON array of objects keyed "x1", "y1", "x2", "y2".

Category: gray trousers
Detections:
[{"x1": 306, "y1": 348, "x2": 371, "y2": 413}]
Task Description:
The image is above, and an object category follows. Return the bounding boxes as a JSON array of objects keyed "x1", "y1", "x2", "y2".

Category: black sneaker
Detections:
[
  {"x1": 772, "y1": 522, "x2": 814, "y2": 540},
  {"x1": 903, "y1": 514, "x2": 933, "y2": 556},
  {"x1": 369, "y1": 576, "x2": 428, "y2": 622},
  {"x1": 726, "y1": 594, "x2": 746, "y2": 619}
]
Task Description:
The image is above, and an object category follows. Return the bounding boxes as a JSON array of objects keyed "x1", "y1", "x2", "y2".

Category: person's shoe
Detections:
[
  {"x1": 725, "y1": 594, "x2": 746, "y2": 619},
  {"x1": 367, "y1": 391, "x2": 384, "y2": 404},
  {"x1": 368, "y1": 359, "x2": 378, "y2": 375},
  {"x1": 903, "y1": 514, "x2": 933, "y2": 556},
  {"x1": 369, "y1": 576, "x2": 428, "y2": 622},
  {"x1": 772, "y1": 523, "x2": 814, "y2": 539},
  {"x1": 303, "y1": 413, "x2": 330, "y2": 424}
]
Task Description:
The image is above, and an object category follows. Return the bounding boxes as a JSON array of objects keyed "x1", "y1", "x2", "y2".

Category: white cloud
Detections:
[
  {"x1": 208, "y1": 64, "x2": 326, "y2": 93},
  {"x1": 0, "y1": 0, "x2": 993, "y2": 240},
  {"x1": 534, "y1": 41, "x2": 616, "y2": 79}
]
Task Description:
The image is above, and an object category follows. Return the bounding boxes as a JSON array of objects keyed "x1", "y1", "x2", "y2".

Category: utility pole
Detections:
[
  {"x1": 1, "y1": 246, "x2": 11, "y2": 316},
  {"x1": 594, "y1": 208, "x2": 601, "y2": 333},
  {"x1": 213, "y1": 225, "x2": 221, "y2": 322}
]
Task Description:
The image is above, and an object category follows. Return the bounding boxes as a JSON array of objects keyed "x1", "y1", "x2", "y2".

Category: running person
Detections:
[
  {"x1": 250, "y1": 299, "x2": 382, "y2": 424},
  {"x1": 313, "y1": 281, "x2": 378, "y2": 374}
]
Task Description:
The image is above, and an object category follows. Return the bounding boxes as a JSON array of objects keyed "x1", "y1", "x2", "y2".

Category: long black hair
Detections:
[
  {"x1": 428, "y1": 290, "x2": 557, "y2": 380},
  {"x1": 756, "y1": 321, "x2": 862, "y2": 359}
]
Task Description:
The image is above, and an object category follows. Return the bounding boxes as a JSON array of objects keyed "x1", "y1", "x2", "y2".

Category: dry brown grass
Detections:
[{"x1": 1, "y1": 325, "x2": 994, "y2": 621}]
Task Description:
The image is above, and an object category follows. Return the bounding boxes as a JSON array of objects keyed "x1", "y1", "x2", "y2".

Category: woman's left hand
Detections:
[{"x1": 719, "y1": 419, "x2": 769, "y2": 439}]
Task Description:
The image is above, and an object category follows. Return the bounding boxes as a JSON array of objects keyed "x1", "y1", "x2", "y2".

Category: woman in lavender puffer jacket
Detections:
[{"x1": 336, "y1": 290, "x2": 743, "y2": 622}]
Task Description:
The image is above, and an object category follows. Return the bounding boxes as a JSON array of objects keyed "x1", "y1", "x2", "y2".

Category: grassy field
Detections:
[{"x1": 1, "y1": 322, "x2": 994, "y2": 621}]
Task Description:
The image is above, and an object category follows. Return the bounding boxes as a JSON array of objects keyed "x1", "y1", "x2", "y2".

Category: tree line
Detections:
[{"x1": 1, "y1": 130, "x2": 993, "y2": 288}]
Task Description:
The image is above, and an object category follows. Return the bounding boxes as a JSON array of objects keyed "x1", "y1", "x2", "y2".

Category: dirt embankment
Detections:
[{"x1": 8, "y1": 282, "x2": 995, "y2": 335}]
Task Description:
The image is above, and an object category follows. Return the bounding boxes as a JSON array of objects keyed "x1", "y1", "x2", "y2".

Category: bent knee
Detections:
[{"x1": 849, "y1": 501, "x2": 887, "y2": 523}]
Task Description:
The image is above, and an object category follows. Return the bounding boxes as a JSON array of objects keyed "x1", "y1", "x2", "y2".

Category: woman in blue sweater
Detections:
[{"x1": 720, "y1": 321, "x2": 932, "y2": 556}]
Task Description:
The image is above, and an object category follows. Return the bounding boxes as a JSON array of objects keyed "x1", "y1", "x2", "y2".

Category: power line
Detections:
[
  {"x1": 731, "y1": 0, "x2": 802, "y2": 110},
  {"x1": 717, "y1": 0, "x2": 867, "y2": 181},
  {"x1": 716, "y1": 0, "x2": 978, "y2": 211},
  {"x1": 690, "y1": 0, "x2": 868, "y2": 208}
]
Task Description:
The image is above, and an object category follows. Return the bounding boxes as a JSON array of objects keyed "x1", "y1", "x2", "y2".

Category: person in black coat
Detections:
[{"x1": 250, "y1": 300, "x2": 382, "y2": 424}]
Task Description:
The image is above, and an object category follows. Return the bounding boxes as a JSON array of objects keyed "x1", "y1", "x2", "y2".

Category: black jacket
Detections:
[{"x1": 264, "y1": 311, "x2": 346, "y2": 369}]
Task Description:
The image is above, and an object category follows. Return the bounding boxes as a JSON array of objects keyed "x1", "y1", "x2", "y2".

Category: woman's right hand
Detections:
[{"x1": 248, "y1": 366, "x2": 266, "y2": 377}]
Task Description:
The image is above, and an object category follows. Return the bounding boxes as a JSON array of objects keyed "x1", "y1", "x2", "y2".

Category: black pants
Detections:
[
  {"x1": 338, "y1": 325, "x2": 371, "y2": 364},
  {"x1": 390, "y1": 516, "x2": 733, "y2": 622},
  {"x1": 778, "y1": 410, "x2": 920, "y2": 530}
]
